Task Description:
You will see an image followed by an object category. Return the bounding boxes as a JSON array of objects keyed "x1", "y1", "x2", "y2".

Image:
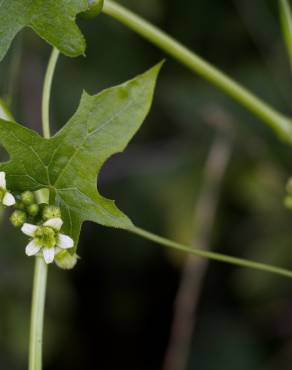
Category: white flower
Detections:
[
  {"x1": 21, "y1": 217, "x2": 74, "y2": 264},
  {"x1": 0, "y1": 171, "x2": 15, "y2": 206}
]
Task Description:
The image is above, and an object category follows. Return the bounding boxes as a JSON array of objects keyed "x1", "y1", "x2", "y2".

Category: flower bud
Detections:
[
  {"x1": 21, "y1": 191, "x2": 35, "y2": 206},
  {"x1": 10, "y1": 210, "x2": 27, "y2": 227},
  {"x1": 42, "y1": 205, "x2": 61, "y2": 220},
  {"x1": 55, "y1": 250, "x2": 78, "y2": 270},
  {"x1": 27, "y1": 203, "x2": 39, "y2": 217}
]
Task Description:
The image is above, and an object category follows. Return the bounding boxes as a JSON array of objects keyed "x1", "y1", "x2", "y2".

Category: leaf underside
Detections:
[
  {"x1": 0, "y1": 0, "x2": 89, "y2": 62},
  {"x1": 0, "y1": 63, "x2": 162, "y2": 248}
]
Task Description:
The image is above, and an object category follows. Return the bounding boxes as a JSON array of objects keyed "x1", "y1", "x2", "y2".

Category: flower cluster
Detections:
[
  {"x1": 0, "y1": 171, "x2": 77, "y2": 269},
  {"x1": 22, "y1": 217, "x2": 74, "y2": 264}
]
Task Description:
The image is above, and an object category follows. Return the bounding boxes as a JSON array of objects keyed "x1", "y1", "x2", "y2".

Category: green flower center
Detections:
[
  {"x1": 34, "y1": 226, "x2": 57, "y2": 248},
  {"x1": 0, "y1": 187, "x2": 5, "y2": 202}
]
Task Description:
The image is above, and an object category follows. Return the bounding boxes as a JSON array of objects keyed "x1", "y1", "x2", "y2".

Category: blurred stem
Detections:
[
  {"x1": 102, "y1": 0, "x2": 292, "y2": 143},
  {"x1": 41, "y1": 48, "x2": 59, "y2": 139},
  {"x1": 129, "y1": 225, "x2": 292, "y2": 279},
  {"x1": 163, "y1": 129, "x2": 232, "y2": 370},
  {"x1": 6, "y1": 34, "x2": 22, "y2": 107},
  {"x1": 28, "y1": 47, "x2": 58, "y2": 370},
  {"x1": 29, "y1": 257, "x2": 48, "y2": 370},
  {"x1": 279, "y1": 0, "x2": 292, "y2": 70}
]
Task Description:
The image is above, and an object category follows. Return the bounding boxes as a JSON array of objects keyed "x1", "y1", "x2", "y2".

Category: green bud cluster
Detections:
[
  {"x1": 10, "y1": 190, "x2": 61, "y2": 229},
  {"x1": 7, "y1": 186, "x2": 77, "y2": 269},
  {"x1": 10, "y1": 191, "x2": 39, "y2": 227}
]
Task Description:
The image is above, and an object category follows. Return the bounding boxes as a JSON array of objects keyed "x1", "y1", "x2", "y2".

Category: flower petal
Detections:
[
  {"x1": 21, "y1": 223, "x2": 38, "y2": 237},
  {"x1": 3, "y1": 192, "x2": 15, "y2": 206},
  {"x1": 0, "y1": 171, "x2": 6, "y2": 189},
  {"x1": 57, "y1": 234, "x2": 74, "y2": 249},
  {"x1": 43, "y1": 247, "x2": 55, "y2": 264},
  {"x1": 25, "y1": 240, "x2": 40, "y2": 256},
  {"x1": 43, "y1": 217, "x2": 63, "y2": 231}
]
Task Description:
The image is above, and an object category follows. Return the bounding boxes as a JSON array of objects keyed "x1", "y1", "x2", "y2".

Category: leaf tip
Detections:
[{"x1": 146, "y1": 59, "x2": 165, "y2": 79}]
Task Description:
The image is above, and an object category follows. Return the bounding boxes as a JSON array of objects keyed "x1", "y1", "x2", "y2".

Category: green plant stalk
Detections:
[
  {"x1": 129, "y1": 226, "x2": 292, "y2": 279},
  {"x1": 29, "y1": 47, "x2": 59, "y2": 370},
  {"x1": 102, "y1": 0, "x2": 292, "y2": 142},
  {"x1": 28, "y1": 257, "x2": 48, "y2": 370},
  {"x1": 41, "y1": 48, "x2": 59, "y2": 139},
  {"x1": 280, "y1": 0, "x2": 292, "y2": 70}
]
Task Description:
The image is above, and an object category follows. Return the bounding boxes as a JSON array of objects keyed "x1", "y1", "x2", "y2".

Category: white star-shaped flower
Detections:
[
  {"x1": 21, "y1": 217, "x2": 74, "y2": 264},
  {"x1": 0, "y1": 171, "x2": 15, "y2": 206}
]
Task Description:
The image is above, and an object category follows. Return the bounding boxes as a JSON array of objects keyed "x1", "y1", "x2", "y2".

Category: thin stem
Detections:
[
  {"x1": 163, "y1": 127, "x2": 232, "y2": 370},
  {"x1": 128, "y1": 225, "x2": 292, "y2": 279},
  {"x1": 102, "y1": 0, "x2": 292, "y2": 142},
  {"x1": 28, "y1": 47, "x2": 59, "y2": 370},
  {"x1": 6, "y1": 34, "x2": 23, "y2": 108},
  {"x1": 280, "y1": 0, "x2": 292, "y2": 70},
  {"x1": 41, "y1": 48, "x2": 59, "y2": 139},
  {"x1": 29, "y1": 257, "x2": 48, "y2": 370}
]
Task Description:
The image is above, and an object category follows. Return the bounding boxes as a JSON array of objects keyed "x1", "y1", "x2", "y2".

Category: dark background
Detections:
[{"x1": 1, "y1": 0, "x2": 292, "y2": 369}]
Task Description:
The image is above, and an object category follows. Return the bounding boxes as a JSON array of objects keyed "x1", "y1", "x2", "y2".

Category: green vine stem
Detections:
[
  {"x1": 29, "y1": 47, "x2": 59, "y2": 370},
  {"x1": 280, "y1": 0, "x2": 292, "y2": 70},
  {"x1": 102, "y1": 0, "x2": 292, "y2": 143},
  {"x1": 28, "y1": 257, "x2": 48, "y2": 370},
  {"x1": 41, "y1": 48, "x2": 59, "y2": 139},
  {"x1": 129, "y1": 226, "x2": 292, "y2": 279}
]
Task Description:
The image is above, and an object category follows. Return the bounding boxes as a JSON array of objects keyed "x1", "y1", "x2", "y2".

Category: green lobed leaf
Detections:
[
  {"x1": 0, "y1": 0, "x2": 89, "y2": 62},
  {"x1": 0, "y1": 63, "x2": 163, "y2": 247}
]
